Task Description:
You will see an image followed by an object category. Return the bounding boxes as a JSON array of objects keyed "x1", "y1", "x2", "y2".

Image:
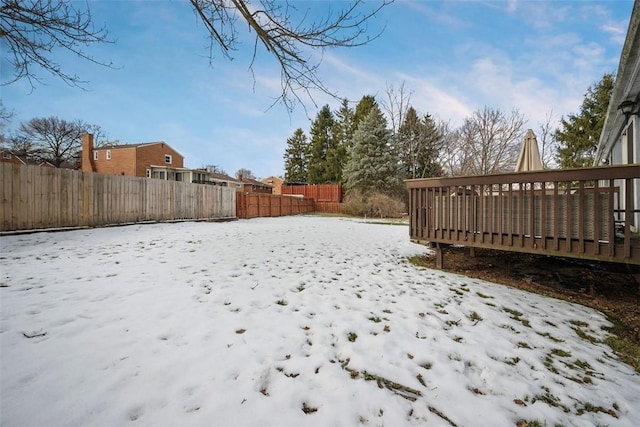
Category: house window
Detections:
[
  {"x1": 2, "y1": 152, "x2": 11, "y2": 159},
  {"x1": 93, "y1": 151, "x2": 98, "y2": 161},
  {"x1": 146, "y1": 169, "x2": 151, "y2": 178},
  {"x1": 106, "y1": 150, "x2": 111, "y2": 160},
  {"x1": 164, "y1": 154, "x2": 172, "y2": 164}
]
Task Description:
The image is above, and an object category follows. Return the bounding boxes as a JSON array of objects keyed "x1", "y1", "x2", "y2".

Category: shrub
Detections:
[{"x1": 342, "y1": 190, "x2": 404, "y2": 218}]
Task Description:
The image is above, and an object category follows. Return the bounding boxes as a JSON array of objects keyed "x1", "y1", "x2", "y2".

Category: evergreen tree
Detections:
[
  {"x1": 555, "y1": 73, "x2": 614, "y2": 168},
  {"x1": 344, "y1": 105, "x2": 400, "y2": 196},
  {"x1": 307, "y1": 105, "x2": 335, "y2": 183},
  {"x1": 327, "y1": 98, "x2": 355, "y2": 184},
  {"x1": 283, "y1": 128, "x2": 309, "y2": 182},
  {"x1": 419, "y1": 114, "x2": 444, "y2": 177},
  {"x1": 353, "y1": 95, "x2": 378, "y2": 132},
  {"x1": 398, "y1": 107, "x2": 443, "y2": 179}
]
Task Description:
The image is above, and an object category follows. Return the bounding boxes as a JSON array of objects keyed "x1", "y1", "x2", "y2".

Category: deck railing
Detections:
[{"x1": 405, "y1": 165, "x2": 640, "y2": 266}]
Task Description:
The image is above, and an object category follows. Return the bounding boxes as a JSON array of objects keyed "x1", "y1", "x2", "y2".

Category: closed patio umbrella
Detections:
[{"x1": 515, "y1": 129, "x2": 544, "y2": 172}]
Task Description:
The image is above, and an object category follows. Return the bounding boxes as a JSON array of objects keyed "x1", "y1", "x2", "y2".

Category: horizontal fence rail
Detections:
[
  {"x1": 1, "y1": 163, "x2": 236, "y2": 231},
  {"x1": 406, "y1": 165, "x2": 640, "y2": 265},
  {"x1": 236, "y1": 193, "x2": 314, "y2": 219}
]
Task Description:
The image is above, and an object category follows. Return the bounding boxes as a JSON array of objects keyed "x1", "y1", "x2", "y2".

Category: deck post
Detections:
[{"x1": 436, "y1": 243, "x2": 444, "y2": 269}]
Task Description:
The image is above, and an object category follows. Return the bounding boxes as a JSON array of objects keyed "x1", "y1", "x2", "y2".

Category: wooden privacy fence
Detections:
[
  {"x1": 1, "y1": 163, "x2": 236, "y2": 231},
  {"x1": 406, "y1": 165, "x2": 640, "y2": 266},
  {"x1": 236, "y1": 193, "x2": 314, "y2": 219},
  {"x1": 281, "y1": 183, "x2": 342, "y2": 213}
]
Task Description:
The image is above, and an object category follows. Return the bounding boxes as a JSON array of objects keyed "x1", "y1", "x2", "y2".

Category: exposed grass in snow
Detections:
[
  {"x1": 604, "y1": 333, "x2": 640, "y2": 375},
  {"x1": 409, "y1": 252, "x2": 640, "y2": 377},
  {"x1": 1, "y1": 216, "x2": 639, "y2": 427}
]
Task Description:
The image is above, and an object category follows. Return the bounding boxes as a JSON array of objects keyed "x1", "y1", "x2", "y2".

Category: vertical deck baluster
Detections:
[
  {"x1": 471, "y1": 185, "x2": 477, "y2": 244},
  {"x1": 565, "y1": 182, "x2": 572, "y2": 253},
  {"x1": 553, "y1": 182, "x2": 559, "y2": 251},
  {"x1": 498, "y1": 183, "x2": 504, "y2": 244},
  {"x1": 578, "y1": 181, "x2": 585, "y2": 253},
  {"x1": 593, "y1": 180, "x2": 600, "y2": 256},
  {"x1": 540, "y1": 181, "x2": 547, "y2": 250},
  {"x1": 508, "y1": 183, "x2": 513, "y2": 246},
  {"x1": 529, "y1": 182, "x2": 535, "y2": 249},
  {"x1": 519, "y1": 183, "x2": 525, "y2": 248},
  {"x1": 624, "y1": 178, "x2": 632, "y2": 259},
  {"x1": 489, "y1": 184, "x2": 494, "y2": 244},
  {"x1": 479, "y1": 184, "x2": 485, "y2": 244},
  {"x1": 608, "y1": 179, "x2": 615, "y2": 258}
]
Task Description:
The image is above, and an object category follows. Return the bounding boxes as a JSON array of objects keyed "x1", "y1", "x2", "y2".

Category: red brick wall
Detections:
[
  {"x1": 262, "y1": 176, "x2": 283, "y2": 195},
  {"x1": 134, "y1": 143, "x2": 184, "y2": 177},
  {"x1": 81, "y1": 134, "x2": 96, "y2": 173},
  {"x1": 90, "y1": 142, "x2": 185, "y2": 178},
  {"x1": 94, "y1": 146, "x2": 138, "y2": 176}
]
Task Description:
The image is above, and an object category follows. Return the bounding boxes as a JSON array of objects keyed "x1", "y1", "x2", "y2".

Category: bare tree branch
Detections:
[
  {"x1": 441, "y1": 107, "x2": 524, "y2": 176},
  {"x1": 1, "y1": 0, "x2": 114, "y2": 89},
  {"x1": 538, "y1": 109, "x2": 558, "y2": 169},
  {"x1": 18, "y1": 116, "x2": 97, "y2": 166},
  {"x1": 0, "y1": 99, "x2": 13, "y2": 125},
  {"x1": 381, "y1": 81, "x2": 412, "y2": 135},
  {"x1": 189, "y1": 0, "x2": 391, "y2": 112}
]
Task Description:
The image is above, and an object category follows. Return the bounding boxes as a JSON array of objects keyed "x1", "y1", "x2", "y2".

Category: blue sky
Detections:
[{"x1": 1, "y1": 0, "x2": 633, "y2": 179}]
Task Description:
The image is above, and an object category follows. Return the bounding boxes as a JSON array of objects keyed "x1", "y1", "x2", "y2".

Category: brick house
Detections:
[
  {"x1": 239, "y1": 175, "x2": 273, "y2": 194},
  {"x1": 80, "y1": 133, "x2": 210, "y2": 182},
  {"x1": 0, "y1": 150, "x2": 27, "y2": 166},
  {"x1": 261, "y1": 176, "x2": 283, "y2": 195},
  {"x1": 210, "y1": 172, "x2": 243, "y2": 190},
  {"x1": 0, "y1": 150, "x2": 59, "y2": 168},
  {"x1": 82, "y1": 133, "x2": 185, "y2": 177}
]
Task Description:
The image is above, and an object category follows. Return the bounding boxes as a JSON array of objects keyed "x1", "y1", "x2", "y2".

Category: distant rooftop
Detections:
[{"x1": 96, "y1": 142, "x2": 167, "y2": 150}]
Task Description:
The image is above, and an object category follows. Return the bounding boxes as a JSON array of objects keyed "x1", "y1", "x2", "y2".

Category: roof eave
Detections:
[{"x1": 595, "y1": 1, "x2": 640, "y2": 165}]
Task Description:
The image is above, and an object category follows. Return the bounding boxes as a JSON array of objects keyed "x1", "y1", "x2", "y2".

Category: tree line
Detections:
[
  {"x1": 1, "y1": 71, "x2": 613, "y2": 182},
  {"x1": 0, "y1": 110, "x2": 261, "y2": 181},
  {"x1": 2, "y1": 0, "x2": 615, "y2": 197},
  {"x1": 0, "y1": 108, "x2": 106, "y2": 167},
  {"x1": 282, "y1": 74, "x2": 614, "y2": 212}
]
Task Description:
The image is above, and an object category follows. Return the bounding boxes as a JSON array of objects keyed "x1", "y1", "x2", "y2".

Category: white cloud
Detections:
[
  {"x1": 601, "y1": 22, "x2": 627, "y2": 45},
  {"x1": 399, "y1": 0, "x2": 469, "y2": 28},
  {"x1": 395, "y1": 73, "x2": 472, "y2": 125}
]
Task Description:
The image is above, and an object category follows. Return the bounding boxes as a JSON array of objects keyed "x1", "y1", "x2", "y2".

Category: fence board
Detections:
[
  {"x1": 236, "y1": 193, "x2": 314, "y2": 219},
  {"x1": 281, "y1": 184, "x2": 342, "y2": 203},
  {"x1": 0, "y1": 163, "x2": 237, "y2": 231},
  {"x1": 315, "y1": 201, "x2": 342, "y2": 213}
]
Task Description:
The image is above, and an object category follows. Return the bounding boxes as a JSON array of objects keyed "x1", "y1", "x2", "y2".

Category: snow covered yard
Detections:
[{"x1": 1, "y1": 216, "x2": 639, "y2": 427}]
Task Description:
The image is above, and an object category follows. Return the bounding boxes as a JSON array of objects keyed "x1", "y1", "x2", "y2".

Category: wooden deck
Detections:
[{"x1": 406, "y1": 165, "x2": 640, "y2": 266}]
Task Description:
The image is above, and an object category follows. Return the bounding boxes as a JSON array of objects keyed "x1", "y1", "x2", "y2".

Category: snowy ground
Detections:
[{"x1": 1, "y1": 216, "x2": 639, "y2": 427}]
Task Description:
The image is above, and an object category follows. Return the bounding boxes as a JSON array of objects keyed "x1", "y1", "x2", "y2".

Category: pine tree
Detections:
[
  {"x1": 398, "y1": 107, "x2": 443, "y2": 179},
  {"x1": 283, "y1": 128, "x2": 309, "y2": 182},
  {"x1": 344, "y1": 105, "x2": 400, "y2": 196},
  {"x1": 307, "y1": 105, "x2": 335, "y2": 183},
  {"x1": 555, "y1": 73, "x2": 614, "y2": 168},
  {"x1": 327, "y1": 99, "x2": 355, "y2": 184},
  {"x1": 353, "y1": 95, "x2": 378, "y2": 133}
]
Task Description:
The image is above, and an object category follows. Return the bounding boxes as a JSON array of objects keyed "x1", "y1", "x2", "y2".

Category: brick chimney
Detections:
[{"x1": 81, "y1": 133, "x2": 96, "y2": 173}]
